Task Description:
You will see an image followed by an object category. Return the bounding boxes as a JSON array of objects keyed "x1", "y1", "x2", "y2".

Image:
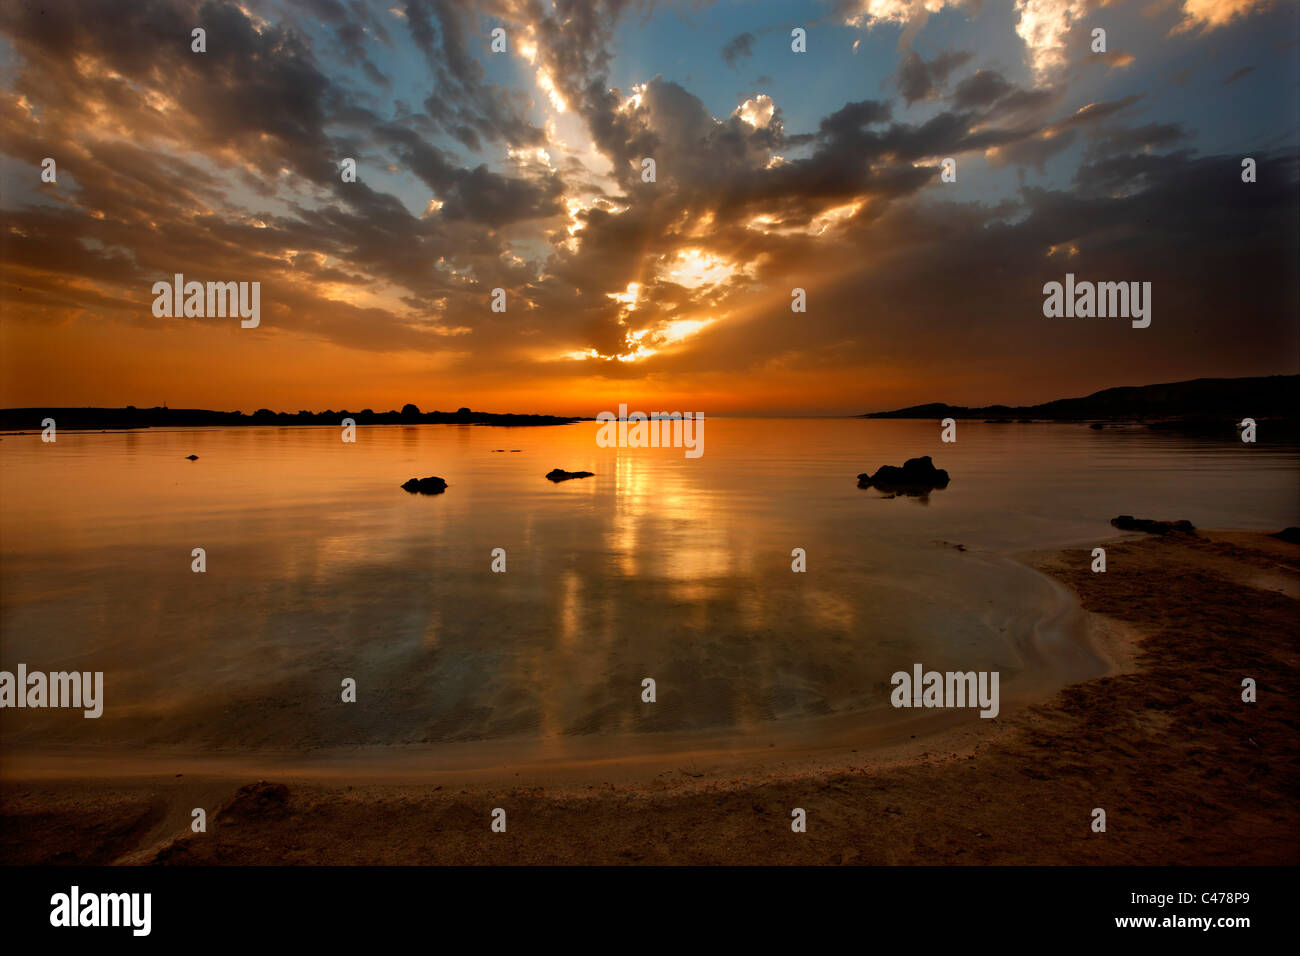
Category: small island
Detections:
[
  {"x1": 401, "y1": 476, "x2": 448, "y2": 495},
  {"x1": 858, "y1": 456, "x2": 950, "y2": 495},
  {"x1": 546, "y1": 468, "x2": 594, "y2": 482}
]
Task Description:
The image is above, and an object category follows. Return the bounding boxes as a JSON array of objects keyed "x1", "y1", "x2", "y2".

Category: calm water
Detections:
[{"x1": 1, "y1": 419, "x2": 1296, "y2": 758}]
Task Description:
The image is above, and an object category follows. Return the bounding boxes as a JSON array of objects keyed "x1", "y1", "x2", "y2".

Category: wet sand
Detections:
[{"x1": 3, "y1": 530, "x2": 1297, "y2": 865}]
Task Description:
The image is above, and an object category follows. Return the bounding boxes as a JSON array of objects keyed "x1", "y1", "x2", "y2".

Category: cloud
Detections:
[
  {"x1": 0, "y1": 0, "x2": 1295, "y2": 413},
  {"x1": 1083, "y1": 122, "x2": 1189, "y2": 161},
  {"x1": 1175, "y1": 0, "x2": 1275, "y2": 33},
  {"x1": 400, "y1": 0, "x2": 547, "y2": 151},
  {"x1": 1013, "y1": 0, "x2": 1090, "y2": 79},
  {"x1": 894, "y1": 50, "x2": 974, "y2": 104},
  {"x1": 839, "y1": 0, "x2": 1122, "y2": 84},
  {"x1": 951, "y1": 69, "x2": 1015, "y2": 110},
  {"x1": 721, "y1": 32, "x2": 755, "y2": 67},
  {"x1": 838, "y1": 0, "x2": 957, "y2": 29}
]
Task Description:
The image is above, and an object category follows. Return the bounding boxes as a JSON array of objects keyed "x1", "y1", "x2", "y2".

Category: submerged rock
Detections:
[
  {"x1": 1110, "y1": 515, "x2": 1196, "y2": 535},
  {"x1": 401, "y1": 476, "x2": 448, "y2": 495},
  {"x1": 857, "y1": 456, "x2": 950, "y2": 495},
  {"x1": 546, "y1": 468, "x2": 594, "y2": 482}
]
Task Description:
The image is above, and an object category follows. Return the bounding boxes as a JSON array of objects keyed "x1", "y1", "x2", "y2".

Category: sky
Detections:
[{"x1": 0, "y1": 0, "x2": 1297, "y2": 416}]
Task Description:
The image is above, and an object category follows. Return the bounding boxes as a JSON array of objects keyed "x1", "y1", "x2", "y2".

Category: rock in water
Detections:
[
  {"x1": 185, "y1": 455, "x2": 199, "y2": 460},
  {"x1": 1110, "y1": 515, "x2": 1196, "y2": 535},
  {"x1": 546, "y1": 468, "x2": 594, "y2": 482},
  {"x1": 857, "y1": 456, "x2": 950, "y2": 495},
  {"x1": 401, "y1": 476, "x2": 448, "y2": 495}
]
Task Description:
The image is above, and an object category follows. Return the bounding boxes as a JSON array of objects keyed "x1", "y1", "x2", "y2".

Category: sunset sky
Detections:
[{"x1": 1, "y1": 0, "x2": 1296, "y2": 416}]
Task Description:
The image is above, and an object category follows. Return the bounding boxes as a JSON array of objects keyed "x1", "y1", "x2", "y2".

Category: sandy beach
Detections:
[{"x1": 2, "y1": 528, "x2": 1295, "y2": 866}]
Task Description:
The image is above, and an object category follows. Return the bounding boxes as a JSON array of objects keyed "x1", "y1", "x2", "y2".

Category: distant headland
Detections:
[
  {"x1": 861, "y1": 375, "x2": 1298, "y2": 434},
  {"x1": 0, "y1": 404, "x2": 587, "y2": 431}
]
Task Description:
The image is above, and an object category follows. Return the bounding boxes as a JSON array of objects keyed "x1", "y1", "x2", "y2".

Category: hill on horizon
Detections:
[{"x1": 862, "y1": 375, "x2": 1297, "y2": 424}]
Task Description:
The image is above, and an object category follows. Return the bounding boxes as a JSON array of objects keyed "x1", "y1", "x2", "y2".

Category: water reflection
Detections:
[{"x1": 0, "y1": 420, "x2": 1295, "y2": 755}]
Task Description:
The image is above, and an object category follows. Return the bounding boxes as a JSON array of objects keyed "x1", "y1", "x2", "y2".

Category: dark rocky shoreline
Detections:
[{"x1": 0, "y1": 404, "x2": 585, "y2": 431}]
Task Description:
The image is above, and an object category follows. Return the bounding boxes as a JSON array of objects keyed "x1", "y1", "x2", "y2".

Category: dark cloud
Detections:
[
  {"x1": 980, "y1": 97, "x2": 1145, "y2": 172},
  {"x1": 721, "y1": 32, "x2": 755, "y2": 67},
  {"x1": 816, "y1": 99, "x2": 893, "y2": 139},
  {"x1": 400, "y1": 0, "x2": 546, "y2": 152},
  {"x1": 636, "y1": 150, "x2": 1299, "y2": 400},
  {"x1": 951, "y1": 69, "x2": 1014, "y2": 110},
  {"x1": 292, "y1": 0, "x2": 391, "y2": 86},
  {"x1": 894, "y1": 50, "x2": 973, "y2": 105},
  {"x1": 375, "y1": 122, "x2": 564, "y2": 227},
  {"x1": 1083, "y1": 122, "x2": 1189, "y2": 161}
]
